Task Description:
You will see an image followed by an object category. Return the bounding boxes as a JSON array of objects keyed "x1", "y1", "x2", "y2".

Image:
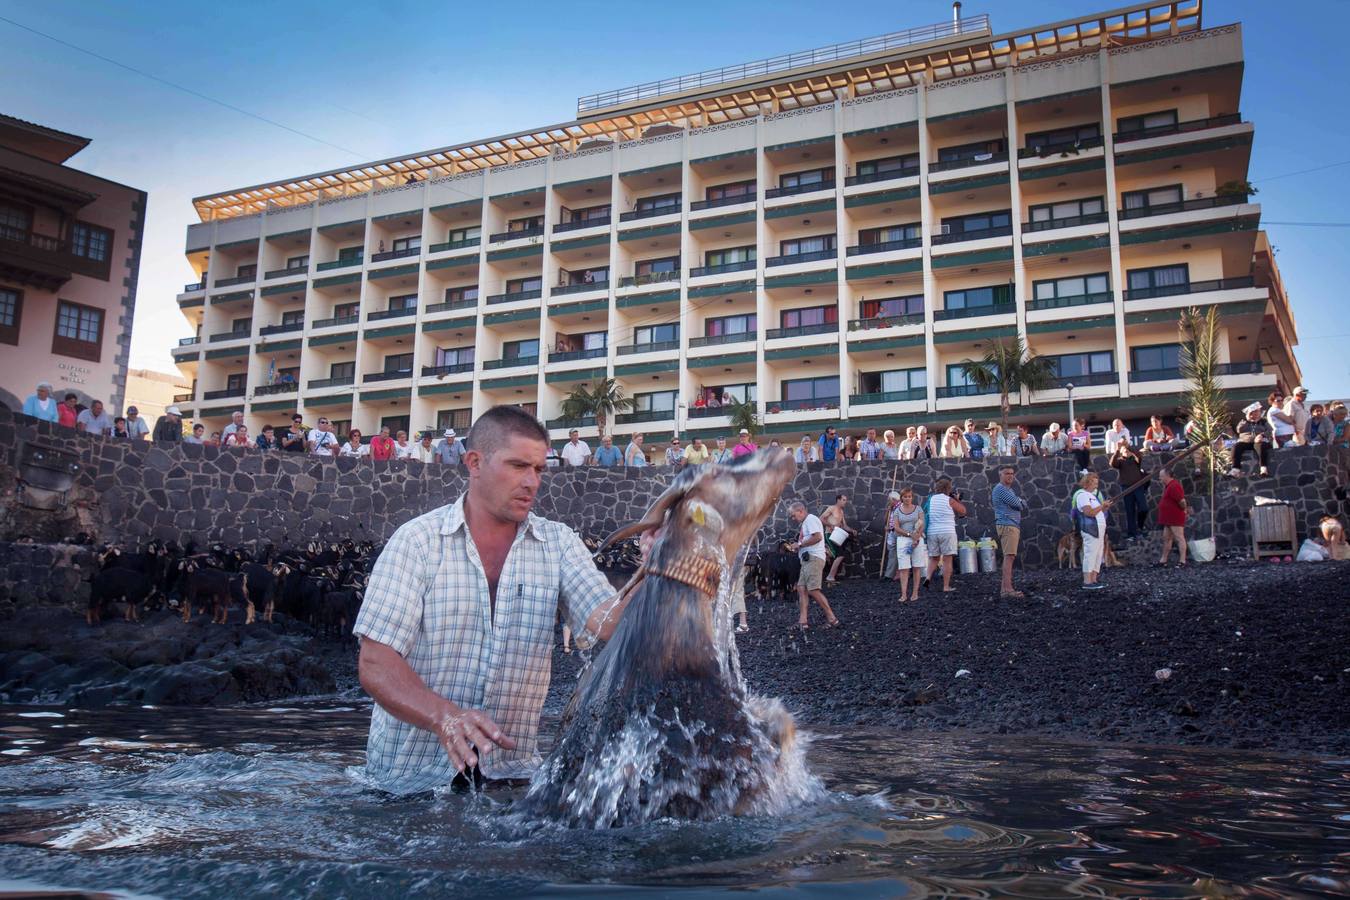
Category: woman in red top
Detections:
[
  {"x1": 57, "y1": 393, "x2": 79, "y2": 428},
  {"x1": 369, "y1": 425, "x2": 396, "y2": 461},
  {"x1": 1156, "y1": 466, "x2": 1188, "y2": 566}
]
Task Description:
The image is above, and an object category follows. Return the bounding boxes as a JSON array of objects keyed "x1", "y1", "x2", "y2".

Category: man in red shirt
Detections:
[
  {"x1": 1156, "y1": 466, "x2": 1188, "y2": 566},
  {"x1": 369, "y1": 425, "x2": 396, "y2": 461}
]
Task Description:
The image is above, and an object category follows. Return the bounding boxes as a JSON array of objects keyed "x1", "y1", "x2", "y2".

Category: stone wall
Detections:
[{"x1": 1, "y1": 408, "x2": 1346, "y2": 572}]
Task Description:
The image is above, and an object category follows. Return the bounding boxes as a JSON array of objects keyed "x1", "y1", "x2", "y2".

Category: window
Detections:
[
  {"x1": 381, "y1": 415, "x2": 411, "y2": 437},
  {"x1": 1122, "y1": 184, "x2": 1183, "y2": 212},
  {"x1": 782, "y1": 376, "x2": 840, "y2": 403},
  {"x1": 0, "y1": 202, "x2": 31, "y2": 237},
  {"x1": 231, "y1": 317, "x2": 252, "y2": 334},
  {"x1": 286, "y1": 254, "x2": 309, "y2": 269},
  {"x1": 1025, "y1": 122, "x2": 1101, "y2": 150},
  {"x1": 392, "y1": 236, "x2": 421, "y2": 253},
  {"x1": 705, "y1": 313, "x2": 756, "y2": 337},
  {"x1": 706, "y1": 180, "x2": 755, "y2": 202},
  {"x1": 435, "y1": 346, "x2": 475, "y2": 367},
  {"x1": 778, "y1": 167, "x2": 834, "y2": 189},
  {"x1": 334, "y1": 301, "x2": 359, "y2": 319},
  {"x1": 779, "y1": 234, "x2": 836, "y2": 256},
  {"x1": 780, "y1": 305, "x2": 837, "y2": 330},
  {"x1": 635, "y1": 193, "x2": 680, "y2": 213},
  {"x1": 226, "y1": 373, "x2": 248, "y2": 394},
  {"x1": 701, "y1": 383, "x2": 757, "y2": 405},
  {"x1": 448, "y1": 226, "x2": 482, "y2": 242},
  {"x1": 0, "y1": 287, "x2": 20, "y2": 345},
  {"x1": 937, "y1": 138, "x2": 1006, "y2": 162},
  {"x1": 704, "y1": 246, "x2": 755, "y2": 267},
  {"x1": 1048, "y1": 351, "x2": 1115, "y2": 378},
  {"x1": 941, "y1": 210, "x2": 1011, "y2": 234},
  {"x1": 503, "y1": 338, "x2": 539, "y2": 360},
  {"x1": 633, "y1": 390, "x2": 677, "y2": 412},
  {"x1": 1118, "y1": 109, "x2": 1178, "y2": 134},
  {"x1": 330, "y1": 361, "x2": 356, "y2": 380},
  {"x1": 236, "y1": 263, "x2": 257, "y2": 279},
  {"x1": 437, "y1": 408, "x2": 472, "y2": 432},
  {"x1": 507, "y1": 215, "x2": 544, "y2": 233},
  {"x1": 389, "y1": 293, "x2": 418, "y2": 311},
  {"x1": 53, "y1": 300, "x2": 103, "y2": 362},
  {"x1": 635, "y1": 256, "x2": 680, "y2": 277},
  {"x1": 1127, "y1": 264, "x2": 1190, "y2": 297},
  {"x1": 330, "y1": 420, "x2": 352, "y2": 440},
  {"x1": 944, "y1": 284, "x2": 1012, "y2": 311},
  {"x1": 859, "y1": 368, "x2": 925, "y2": 394},
  {"x1": 338, "y1": 245, "x2": 362, "y2": 261},
  {"x1": 565, "y1": 206, "x2": 610, "y2": 225},
  {"x1": 506, "y1": 276, "x2": 542, "y2": 294},
  {"x1": 1028, "y1": 196, "x2": 1104, "y2": 224},
  {"x1": 1033, "y1": 273, "x2": 1110, "y2": 302},
  {"x1": 859, "y1": 223, "x2": 920, "y2": 245},
  {"x1": 946, "y1": 363, "x2": 996, "y2": 388},
  {"x1": 1131, "y1": 343, "x2": 1182, "y2": 373},
  {"x1": 278, "y1": 366, "x2": 299, "y2": 381},
  {"x1": 383, "y1": 352, "x2": 413, "y2": 373},
  {"x1": 634, "y1": 323, "x2": 678, "y2": 345},
  {"x1": 856, "y1": 153, "x2": 919, "y2": 177},
  {"x1": 71, "y1": 222, "x2": 112, "y2": 262},
  {"x1": 860, "y1": 294, "x2": 923, "y2": 319},
  {"x1": 565, "y1": 266, "x2": 608, "y2": 285},
  {"x1": 445, "y1": 285, "x2": 478, "y2": 303},
  {"x1": 581, "y1": 331, "x2": 607, "y2": 350}
]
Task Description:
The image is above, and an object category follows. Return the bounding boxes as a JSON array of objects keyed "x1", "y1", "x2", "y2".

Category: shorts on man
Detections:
[
  {"x1": 927, "y1": 532, "x2": 957, "y2": 558},
  {"x1": 798, "y1": 557, "x2": 825, "y2": 591},
  {"x1": 996, "y1": 525, "x2": 1020, "y2": 557}
]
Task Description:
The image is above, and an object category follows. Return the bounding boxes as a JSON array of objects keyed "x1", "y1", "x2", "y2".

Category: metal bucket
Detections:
[
  {"x1": 977, "y1": 538, "x2": 998, "y2": 573},
  {"x1": 957, "y1": 541, "x2": 979, "y2": 574}
]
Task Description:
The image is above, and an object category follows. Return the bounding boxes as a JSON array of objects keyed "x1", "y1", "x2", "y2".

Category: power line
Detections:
[
  {"x1": 1260, "y1": 221, "x2": 1350, "y2": 228},
  {"x1": 1252, "y1": 158, "x2": 1350, "y2": 184}
]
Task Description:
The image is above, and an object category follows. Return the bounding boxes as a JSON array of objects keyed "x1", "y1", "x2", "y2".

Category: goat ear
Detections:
[{"x1": 600, "y1": 467, "x2": 712, "y2": 551}]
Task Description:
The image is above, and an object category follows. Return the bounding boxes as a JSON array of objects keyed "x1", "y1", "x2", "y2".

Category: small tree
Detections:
[
  {"x1": 959, "y1": 335, "x2": 1058, "y2": 437},
  {"x1": 559, "y1": 378, "x2": 637, "y2": 442},
  {"x1": 1180, "y1": 306, "x2": 1231, "y2": 544},
  {"x1": 725, "y1": 396, "x2": 760, "y2": 438}
]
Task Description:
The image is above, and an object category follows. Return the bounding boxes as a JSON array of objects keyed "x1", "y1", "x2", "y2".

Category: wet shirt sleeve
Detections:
[
  {"x1": 558, "y1": 527, "x2": 613, "y2": 651},
  {"x1": 353, "y1": 520, "x2": 433, "y2": 656}
]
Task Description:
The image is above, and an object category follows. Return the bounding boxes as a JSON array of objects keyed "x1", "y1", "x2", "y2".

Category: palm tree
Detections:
[
  {"x1": 559, "y1": 378, "x2": 637, "y2": 441},
  {"x1": 959, "y1": 335, "x2": 1058, "y2": 436},
  {"x1": 1180, "y1": 305, "x2": 1230, "y2": 545},
  {"x1": 725, "y1": 396, "x2": 759, "y2": 438}
]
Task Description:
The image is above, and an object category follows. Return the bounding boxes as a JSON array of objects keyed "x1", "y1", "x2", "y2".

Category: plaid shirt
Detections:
[{"x1": 353, "y1": 495, "x2": 612, "y2": 792}]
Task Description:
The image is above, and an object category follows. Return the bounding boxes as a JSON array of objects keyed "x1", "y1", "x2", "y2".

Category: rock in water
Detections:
[{"x1": 518, "y1": 450, "x2": 811, "y2": 828}]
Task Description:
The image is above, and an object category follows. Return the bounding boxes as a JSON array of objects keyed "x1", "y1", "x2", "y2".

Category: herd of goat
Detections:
[{"x1": 82, "y1": 532, "x2": 805, "y2": 640}]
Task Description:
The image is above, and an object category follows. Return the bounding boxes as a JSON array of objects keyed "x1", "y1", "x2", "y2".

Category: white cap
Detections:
[
  {"x1": 1243, "y1": 401, "x2": 1263, "y2": 416},
  {"x1": 888, "y1": 491, "x2": 901, "y2": 501},
  {"x1": 1294, "y1": 385, "x2": 1309, "y2": 395},
  {"x1": 739, "y1": 428, "x2": 750, "y2": 435},
  {"x1": 165, "y1": 406, "x2": 182, "y2": 416},
  {"x1": 444, "y1": 429, "x2": 456, "y2": 438}
]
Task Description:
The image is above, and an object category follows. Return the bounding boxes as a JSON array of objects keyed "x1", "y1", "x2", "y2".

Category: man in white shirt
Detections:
[
  {"x1": 221, "y1": 410, "x2": 245, "y2": 437},
  {"x1": 75, "y1": 400, "x2": 114, "y2": 436},
  {"x1": 307, "y1": 417, "x2": 339, "y2": 458},
  {"x1": 560, "y1": 429, "x2": 591, "y2": 467},
  {"x1": 124, "y1": 406, "x2": 150, "y2": 440},
  {"x1": 787, "y1": 500, "x2": 840, "y2": 630}
]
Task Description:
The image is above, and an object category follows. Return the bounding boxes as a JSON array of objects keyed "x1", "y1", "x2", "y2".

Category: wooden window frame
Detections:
[
  {"x1": 0, "y1": 285, "x2": 21, "y2": 345},
  {"x1": 52, "y1": 299, "x2": 104, "y2": 363}
]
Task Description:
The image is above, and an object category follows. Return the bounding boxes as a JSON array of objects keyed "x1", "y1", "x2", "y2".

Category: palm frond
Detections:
[
  {"x1": 726, "y1": 398, "x2": 759, "y2": 437},
  {"x1": 1180, "y1": 305, "x2": 1231, "y2": 540},
  {"x1": 958, "y1": 336, "x2": 1057, "y2": 434},
  {"x1": 558, "y1": 378, "x2": 637, "y2": 440}
]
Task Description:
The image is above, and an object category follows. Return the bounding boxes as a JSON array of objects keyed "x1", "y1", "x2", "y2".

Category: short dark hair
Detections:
[
  {"x1": 835, "y1": 493, "x2": 847, "y2": 502},
  {"x1": 64, "y1": 393, "x2": 77, "y2": 401},
  {"x1": 999, "y1": 465, "x2": 1016, "y2": 475},
  {"x1": 468, "y1": 405, "x2": 549, "y2": 459},
  {"x1": 193, "y1": 423, "x2": 204, "y2": 432},
  {"x1": 935, "y1": 476, "x2": 953, "y2": 493},
  {"x1": 262, "y1": 425, "x2": 274, "y2": 433}
]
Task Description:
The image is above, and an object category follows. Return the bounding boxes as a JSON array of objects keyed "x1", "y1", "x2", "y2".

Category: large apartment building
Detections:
[{"x1": 171, "y1": 0, "x2": 1300, "y2": 449}]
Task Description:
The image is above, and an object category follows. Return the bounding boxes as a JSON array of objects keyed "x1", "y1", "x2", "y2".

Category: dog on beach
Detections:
[{"x1": 1056, "y1": 532, "x2": 1123, "y2": 569}]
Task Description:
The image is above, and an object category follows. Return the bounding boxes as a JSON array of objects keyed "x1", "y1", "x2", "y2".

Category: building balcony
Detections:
[
  {"x1": 1122, "y1": 276, "x2": 1255, "y2": 302},
  {"x1": 486, "y1": 289, "x2": 542, "y2": 304},
  {"x1": 929, "y1": 152, "x2": 1008, "y2": 173},
  {"x1": 765, "y1": 322, "x2": 839, "y2": 340},
  {"x1": 203, "y1": 387, "x2": 246, "y2": 400},
  {"x1": 616, "y1": 340, "x2": 678, "y2": 356},
  {"x1": 254, "y1": 382, "x2": 298, "y2": 396},
  {"x1": 316, "y1": 257, "x2": 361, "y2": 271},
  {"x1": 549, "y1": 348, "x2": 607, "y2": 363},
  {"x1": 370, "y1": 247, "x2": 421, "y2": 263},
  {"x1": 764, "y1": 182, "x2": 834, "y2": 200},
  {"x1": 688, "y1": 331, "x2": 755, "y2": 348},
  {"x1": 690, "y1": 193, "x2": 755, "y2": 211},
  {"x1": 363, "y1": 369, "x2": 413, "y2": 383},
  {"x1": 688, "y1": 406, "x2": 735, "y2": 419},
  {"x1": 619, "y1": 204, "x2": 680, "y2": 222},
  {"x1": 1046, "y1": 372, "x2": 1118, "y2": 389},
  {"x1": 426, "y1": 298, "x2": 478, "y2": 315},
  {"x1": 850, "y1": 389, "x2": 926, "y2": 405},
  {"x1": 259, "y1": 322, "x2": 303, "y2": 336},
  {"x1": 769, "y1": 396, "x2": 839, "y2": 412},
  {"x1": 689, "y1": 260, "x2": 755, "y2": 278},
  {"x1": 428, "y1": 237, "x2": 480, "y2": 253},
  {"x1": 848, "y1": 313, "x2": 923, "y2": 330},
  {"x1": 307, "y1": 376, "x2": 355, "y2": 390},
  {"x1": 546, "y1": 415, "x2": 596, "y2": 430},
  {"x1": 214, "y1": 274, "x2": 255, "y2": 288},
  {"x1": 1113, "y1": 113, "x2": 1242, "y2": 144},
  {"x1": 552, "y1": 280, "x2": 609, "y2": 297},
  {"x1": 367, "y1": 307, "x2": 417, "y2": 321},
  {"x1": 844, "y1": 167, "x2": 919, "y2": 187},
  {"x1": 931, "y1": 225, "x2": 1012, "y2": 245},
  {"x1": 1026, "y1": 292, "x2": 1113, "y2": 312},
  {"x1": 618, "y1": 271, "x2": 680, "y2": 288},
  {"x1": 1118, "y1": 194, "x2": 1248, "y2": 222},
  {"x1": 1129, "y1": 361, "x2": 1263, "y2": 383},
  {"x1": 183, "y1": 281, "x2": 204, "y2": 292},
  {"x1": 421, "y1": 362, "x2": 475, "y2": 377},
  {"x1": 933, "y1": 304, "x2": 1014, "y2": 322},
  {"x1": 554, "y1": 217, "x2": 611, "y2": 233},
  {"x1": 264, "y1": 265, "x2": 308, "y2": 280},
  {"x1": 846, "y1": 237, "x2": 921, "y2": 256},
  {"x1": 764, "y1": 248, "x2": 836, "y2": 267},
  {"x1": 173, "y1": 392, "x2": 195, "y2": 403},
  {"x1": 936, "y1": 384, "x2": 999, "y2": 399},
  {"x1": 489, "y1": 227, "x2": 544, "y2": 243},
  {"x1": 1017, "y1": 135, "x2": 1105, "y2": 158},
  {"x1": 615, "y1": 409, "x2": 674, "y2": 424},
  {"x1": 0, "y1": 226, "x2": 81, "y2": 290},
  {"x1": 312, "y1": 314, "x2": 360, "y2": 329},
  {"x1": 1022, "y1": 212, "x2": 1109, "y2": 233},
  {"x1": 208, "y1": 330, "x2": 251, "y2": 343},
  {"x1": 177, "y1": 336, "x2": 201, "y2": 346},
  {"x1": 483, "y1": 355, "x2": 538, "y2": 370}
]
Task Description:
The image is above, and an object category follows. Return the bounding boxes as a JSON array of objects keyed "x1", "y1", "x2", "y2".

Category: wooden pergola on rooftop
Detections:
[{"x1": 192, "y1": 0, "x2": 1202, "y2": 222}]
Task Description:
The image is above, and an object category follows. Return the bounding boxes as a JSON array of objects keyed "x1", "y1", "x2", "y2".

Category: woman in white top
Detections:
[
  {"x1": 393, "y1": 430, "x2": 416, "y2": 459},
  {"x1": 1073, "y1": 471, "x2": 1112, "y2": 589},
  {"x1": 1104, "y1": 418, "x2": 1132, "y2": 455},
  {"x1": 938, "y1": 425, "x2": 969, "y2": 458},
  {"x1": 339, "y1": 429, "x2": 369, "y2": 458},
  {"x1": 794, "y1": 435, "x2": 819, "y2": 464}
]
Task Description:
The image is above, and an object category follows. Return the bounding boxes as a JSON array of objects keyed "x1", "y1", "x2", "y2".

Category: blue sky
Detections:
[{"x1": 3, "y1": 0, "x2": 1347, "y2": 396}]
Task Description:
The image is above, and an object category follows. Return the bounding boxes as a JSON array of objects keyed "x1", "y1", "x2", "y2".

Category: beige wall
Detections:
[{"x1": 124, "y1": 369, "x2": 193, "y2": 424}]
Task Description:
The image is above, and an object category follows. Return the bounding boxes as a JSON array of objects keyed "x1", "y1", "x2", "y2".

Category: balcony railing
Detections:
[
  {"x1": 765, "y1": 180, "x2": 834, "y2": 200},
  {"x1": 214, "y1": 274, "x2": 255, "y2": 288},
  {"x1": 177, "y1": 336, "x2": 201, "y2": 346},
  {"x1": 1022, "y1": 211, "x2": 1109, "y2": 232},
  {"x1": 619, "y1": 271, "x2": 680, "y2": 288},
  {"x1": 421, "y1": 362, "x2": 475, "y2": 377},
  {"x1": 689, "y1": 406, "x2": 735, "y2": 419},
  {"x1": 844, "y1": 166, "x2": 919, "y2": 186},
  {"x1": 689, "y1": 260, "x2": 756, "y2": 278},
  {"x1": 483, "y1": 355, "x2": 538, "y2": 370},
  {"x1": 367, "y1": 307, "x2": 417, "y2": 321},
  {"x1": 1017, "y1": 135, "x2": 1105, "y2": 158},
  {"x1": 316, "y1": 257, "x2": 362, "y2": 271},
  {"x1": 931, "y1": 225, "x2": 1012, "y2": 245},
  {"x1": 929, "y1": 152, "x2": 1008, "y2": 173},
  {"x1": 312, "y1": 314, "x2": 359, "y2": 329},
  {"x1": 688, "y1": 331, "x2": 755, "y2": 348},
  {"x1": 769, "y1": 396, "x2": 839, "y2": 411},
  {"x1": 485, "y1": 289, "x2": 542, "y2": 304},
  {"x1": 848, "y1": 313, "x2": 923, "y2": 330},
  {"x1": 1026, "y1": 292, "x2": 1113, "y2": 311},
  {"x1": 1129, "y1": 361, "x2": 1263, "y2": 383},
  {"x1": 1123, "y1": 276, "x2": 1255, "y2": 302},
  {"x1": 933, "y1": 303, "x2": 1014, "y2": 322},
  {"x1": 936, "y1": 384, "x2": 999, "y2": 398},
  {"x1": 371, "y1": 247, "x2": 420, "y2": 263},
  {"x1": 765, "y1": 321, "x2": 839, "y2": 340},
  {"x1": 548, "y1": 348, "x2": 607, "y2": 363},
  {"x1": 363, "y1": 369, "x2": 413, "y2": 383},
  {"x1": 1045, "y1": 372, "x2": 1118, "y2": 389},
  {"x1": 203, "y1": 387, "x2": 245, "y2": 400},
  {"x1": 264, "y1": 266, "x2": 308, "y2": 280},
  {"x1": 765, "y1": 248, "x2": 836, "y2": 267},
  {"x1": 690, "y1": 192, "x2": 755, "y2": 211},
  {"x1": 254, "y1": 382, "x2": 299, "y2": 396},
  {"x1": 1113, "y1": 113, "x2": 1242, "y2": 144},
  {"x1": 554, "y1": 217, "x2": 611, "y2": 233},
  {"x1": 173, "y1": 393, "x2": 194, "y2": 403},
  {"x1": 428, "y1": 237, "x2": 480, "y2": 253},
  {"x1": 616, "y1": 340, "x2": 679, "y2": 355},
  {"x1": 619, "y1": 204, "x2": 680, "y2": 222},
  {"x1": 208, "y1": 330, "x2": 251, "y2": 343},
  {"x1": 546, "y1": 415, "x2": 596, "y2": 430},
  {"x1": 183, "y1": 281, "x2": 204, "y2": 292},
  {"x1": 846, "y1": 237, "x2": 921, "y2": 256},
  {"x1": 489, "y1": 226, "x2": 544, "y2": 243},
  {"x1": 307, "y1": 376, "x2": 355, "y2": 390},
  {"x1": 259, "y1": 322, "x2": 303, "y2": 336},
  {"x1": 615, "y1": 409, "x2": 675, "y2": 424},
  {"x1": 850, "y1": 389, "x2": 926, "y2": 405},
  {"x1": 1118, "y1": 193, "x2": 1248, "y2": 221},
  {"x1": 426, "y1": 298, "x2": 478, "y2": 314},
  {"x1": 552, "y1": 280, "x2": 609, "y2": 296}
]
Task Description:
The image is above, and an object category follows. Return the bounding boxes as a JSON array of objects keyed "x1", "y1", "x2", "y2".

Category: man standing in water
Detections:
[{"x1": 354, "y1": 406, "x2": 635, "y2": 792}]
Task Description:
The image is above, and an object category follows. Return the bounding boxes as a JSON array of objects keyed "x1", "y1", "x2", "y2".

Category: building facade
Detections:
[
  {"x1": 1, "y1": 115, "x2": 146, "y2": 414},
  {"x1": 124, "y1": 368, "x2": 193, "y2": 430},
  {"x1": 171, "y1": 0, "x2": 1299, "y2": 449}
]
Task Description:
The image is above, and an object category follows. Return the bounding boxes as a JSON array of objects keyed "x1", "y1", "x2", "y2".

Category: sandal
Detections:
[
  {"x1": 825, "y1": 618, "x2": 842, "y2": 628},
  {"x1": 735, "y1": 623, "x2": 749, "y2": 634},
  {"x1": 999, "y1": 591, "x2": 1025, "y2": 599},
  {"x1": 795, "y1": 623, "x2": 809, "y2": 632}
]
